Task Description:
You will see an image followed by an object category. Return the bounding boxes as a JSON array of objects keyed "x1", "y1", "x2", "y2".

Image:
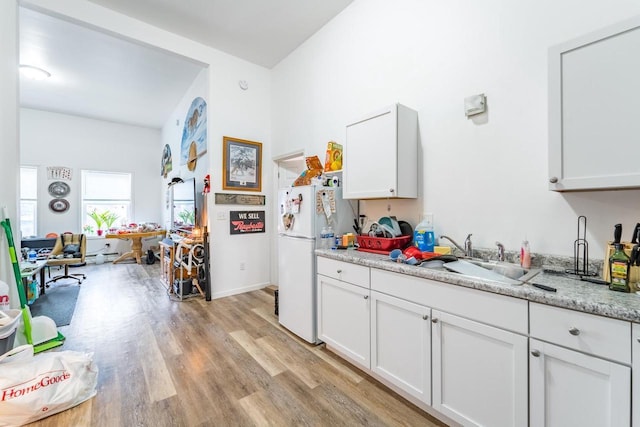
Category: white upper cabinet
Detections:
[
  {"x1": 549, "y1": 16, "x2": 640, "y2": 191},
  {"x1": 343, "y1": 103, "x2": 418, "y2": 199}
]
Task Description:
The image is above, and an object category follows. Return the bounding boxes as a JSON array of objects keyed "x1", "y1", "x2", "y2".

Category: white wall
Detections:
[
  {"x1": 20, "y1": 108, "x2": 162, "y2": 234},
  {"x1": 0, "y1": 0, "x2": 19, "y2": 304},
  {"x1": 272, "y1": 0, "x2": 640, "y2": 259},
  {"x1": 161, "y1": 68, "x2": 208, "y2": 229},
  {"x1": 21, "y1": 0, "x2": 273, "y2": 298}
]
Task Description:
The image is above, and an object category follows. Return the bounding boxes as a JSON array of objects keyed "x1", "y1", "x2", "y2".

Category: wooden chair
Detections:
[{"x1": 46, "y1": 233, "x2": 87, "y2": 285}]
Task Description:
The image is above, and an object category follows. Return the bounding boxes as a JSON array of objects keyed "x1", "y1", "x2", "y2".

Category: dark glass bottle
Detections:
[{"x1": 609, "y1": 243, "x2": 631, "y2": 293}]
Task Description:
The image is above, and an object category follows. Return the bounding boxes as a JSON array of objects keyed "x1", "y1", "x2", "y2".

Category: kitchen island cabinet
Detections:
[{"x1": 343, "y1": 103, "x2": 418, "y2": 199}]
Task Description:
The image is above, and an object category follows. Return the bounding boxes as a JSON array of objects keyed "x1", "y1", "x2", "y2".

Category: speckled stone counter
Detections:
[{"x1": 316, "y1": 248, "x2": 640, "y2": 323}]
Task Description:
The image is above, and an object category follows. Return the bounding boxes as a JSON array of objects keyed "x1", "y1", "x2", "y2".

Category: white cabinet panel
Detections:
[
  {"x1": 370, "y1": 291, "x2": 431, "y2": 404},
  {"x1": 549, "y1": 16, "x2": 640, "y2": 191},
  {"x1": 343, "y1": 103, "x2": 417, "y2": 199},
  {"x1": 530, "y1": 302, "x2": 630, "y2": 364},
  {"x1": 432, "y1": 310, "x2": 528, "y2": 427},
  {"x1": 371, "y1": 269, "x2": 528, "y2": 334},
  {"x1": 317, "y1": 274, "x2": 370, "y2": 370},
  {"x1": 530, "y1": 338, "x2": 630, "y2": 427},
  {"x1": 317, "y1": 256, "x2": 370, "y2": 288}
]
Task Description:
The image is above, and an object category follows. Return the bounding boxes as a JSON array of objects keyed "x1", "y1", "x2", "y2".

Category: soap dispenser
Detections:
[
  {"x1": 414, "y1": 214, "x2": 435, "y2": 252},
  {"x1": 520, "y1": 240, "x2": 531, "y2": 269}
]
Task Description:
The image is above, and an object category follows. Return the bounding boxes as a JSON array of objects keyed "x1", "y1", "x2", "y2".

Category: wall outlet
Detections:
[
  {"x1": 239, "y1": 262, "x2": 245, "y2": 271},
  {"x1": 217, "y1": 211, "x2": 226, "y2": 220}
]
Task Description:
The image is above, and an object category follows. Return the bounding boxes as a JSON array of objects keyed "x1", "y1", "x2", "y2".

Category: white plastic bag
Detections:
[{"x1": 0, "y1": 345, "x2": 98, "y2": 426}]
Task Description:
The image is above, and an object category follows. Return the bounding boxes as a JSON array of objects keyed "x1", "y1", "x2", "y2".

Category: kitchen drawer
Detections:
[
  {"x1": 371, "y1": 269, "x2": 528, "y2": 334},
  {"x1": 530, "y1": 302, "x2": 631, "y2": 364},
  {"x1": 317, "y1": 257, "x2": 370, "y2": 288}
]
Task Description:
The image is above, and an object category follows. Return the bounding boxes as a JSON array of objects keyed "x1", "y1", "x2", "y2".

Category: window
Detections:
[
  {"x1": 81, "y1": 170, "x2": 131, "y2": 234},
  {"x1": 20, "y1": 166, "x2": 38, "y2": 238}
]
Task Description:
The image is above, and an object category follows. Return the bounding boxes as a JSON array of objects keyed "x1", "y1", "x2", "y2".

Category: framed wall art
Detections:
[{"x1": 222, "y1": 136, "x2": 262, "y2": 192}]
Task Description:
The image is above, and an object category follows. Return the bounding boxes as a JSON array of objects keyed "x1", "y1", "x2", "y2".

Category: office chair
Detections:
[{"x1": 46, "y1": 233, "x2": 87, "y2": 285}]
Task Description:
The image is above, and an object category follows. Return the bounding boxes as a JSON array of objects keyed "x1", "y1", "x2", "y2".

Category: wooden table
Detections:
[{"x1": 105, "y1": 230, "x2": 166, "y2": 264}]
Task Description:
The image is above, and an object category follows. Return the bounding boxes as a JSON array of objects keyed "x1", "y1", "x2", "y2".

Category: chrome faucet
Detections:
[
  {"x1": 440, "y1": 234, "x2": 473, "y2": 257},
  {"x1": 496, "y1": 241, "x2": 505, "y2": 262},
  {"x1": 464, "y1": 234, "x2": 473, "y2": 258}
]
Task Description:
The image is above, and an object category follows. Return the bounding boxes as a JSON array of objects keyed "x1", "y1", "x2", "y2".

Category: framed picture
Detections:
[{"x1": 223, "y1": 136, "x2": 262, "y2": 192}]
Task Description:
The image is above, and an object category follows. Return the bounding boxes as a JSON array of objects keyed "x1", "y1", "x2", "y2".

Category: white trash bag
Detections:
[{"x1": 0, "y1": 345, "x2": 98, "y2": 426}]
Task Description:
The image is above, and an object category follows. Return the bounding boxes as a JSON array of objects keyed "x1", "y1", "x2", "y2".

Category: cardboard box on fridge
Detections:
[
  {"x1": 324, "y1": 141, "x2": 343, "y2": 172},
  {"x1": 293, "y1": 156, "x2": 324, "y2": 186}
]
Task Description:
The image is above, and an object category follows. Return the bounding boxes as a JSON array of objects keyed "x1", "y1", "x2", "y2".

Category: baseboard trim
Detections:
[{"x1": 211, "y1": 282, "x2": 270, "y2": 299}]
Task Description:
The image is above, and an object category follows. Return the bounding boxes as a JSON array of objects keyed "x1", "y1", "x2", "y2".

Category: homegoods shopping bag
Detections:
[{"x1": 0, "y1": 345, "x2": 98, "y2": 426}]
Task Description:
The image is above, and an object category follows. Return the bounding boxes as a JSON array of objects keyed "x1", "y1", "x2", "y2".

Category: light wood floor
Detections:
[{"x1": 28, "y1": 263, "x2": 447, "y2": 426}]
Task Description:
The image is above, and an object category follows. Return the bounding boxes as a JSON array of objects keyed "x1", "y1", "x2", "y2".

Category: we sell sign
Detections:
[{"x1": 230, "y1": 211, "x2": 265, "y2": 234}]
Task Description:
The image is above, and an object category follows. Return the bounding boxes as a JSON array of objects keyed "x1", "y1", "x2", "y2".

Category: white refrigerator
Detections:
[{"x1": 277, "y1": 183, "x2": 353, "y2": 343}]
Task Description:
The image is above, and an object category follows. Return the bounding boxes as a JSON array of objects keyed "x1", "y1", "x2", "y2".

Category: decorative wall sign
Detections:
[
  {"x1": 229, "y1": 210, "x2": 265, "y2": 234},
  {"x1": 181, "y1": 97, "x2": 207, "y2": 166},
  {"x1": 48, "y1": 181, "x2": 70, "y2": 198},
  {"x1": 223, "y1": 136, "x2": 262, "y2": 192},
  {"x1": 49, "y1": 199, "x2": 70, "y2": 213},
  {"x1": 214, "y1": 193, "x2": 265, "y2": 205},
  {"x1": 161, "y1": 144, "x2": 172, "y2": 178},
  {"x1": 47, "y1": 166, "x2": 72, "y2": 181}
]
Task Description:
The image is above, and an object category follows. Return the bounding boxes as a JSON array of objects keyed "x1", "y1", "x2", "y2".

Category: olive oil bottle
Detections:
[{"x1": 609, "y1": 243, "x2": 631, "y2": 293}]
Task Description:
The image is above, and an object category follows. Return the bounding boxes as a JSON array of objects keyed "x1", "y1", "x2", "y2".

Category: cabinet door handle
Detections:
[
  {"x1": 389, "y1": 188, "x2": 395, "y2": 194},
  {"x1": 364, "y1": 295, "x2": 369, "y2": 299},
  {"x1": 431, "y1": 318, "x2": 438, "y2": 323},
  {"x1": 549, "y1": 176, "x2": 558, "y2": 183},
  {"x1": 569, "y1": 327, "x2": 580, "y2": 336},
  {"x1": 336, "y1": 269, "x2": 342, "y2": 274},
  {"x1": 531, "y1": 350, "x2": 541, "y2": 357},
  {"x1": 422, "y1": 314, "x2": 429, "y2": 320}
]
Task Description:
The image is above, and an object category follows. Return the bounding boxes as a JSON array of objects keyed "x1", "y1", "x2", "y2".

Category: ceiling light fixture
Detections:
[{"x1": 19, "y1": 65, "x2": 51, "y2": 80}]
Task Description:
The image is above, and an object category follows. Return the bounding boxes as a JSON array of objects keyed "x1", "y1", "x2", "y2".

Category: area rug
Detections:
[{"x1": 29, "y1": 285, "x2": 80, "y2": 326}]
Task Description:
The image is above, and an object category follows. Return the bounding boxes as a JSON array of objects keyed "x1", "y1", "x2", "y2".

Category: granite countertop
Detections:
[{"x1": 316, "y1": 248, "x2": 640, "y2": 323}]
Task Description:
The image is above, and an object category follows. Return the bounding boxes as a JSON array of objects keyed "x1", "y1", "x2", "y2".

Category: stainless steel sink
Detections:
[
  {"x1": 463, "y1": 259, "x2": 541, "y2": 283},
  {"x1": 420, "y1": 257, "x2": 541, "y2": 285}
]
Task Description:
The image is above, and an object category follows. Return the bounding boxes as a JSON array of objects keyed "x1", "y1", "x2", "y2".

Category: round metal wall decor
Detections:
[
  {"x1": 48, "y1": 181, "x2": 70, "y2": 198},
  {"x1": 49, "y1": 198, "x2": 70, "y2": 213}
]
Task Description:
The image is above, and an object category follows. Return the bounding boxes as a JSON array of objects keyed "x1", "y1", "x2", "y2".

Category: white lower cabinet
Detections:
[
  {"x1": 370, "y1": 290, "x2": 431, "y2": 404},
  {"x1": 529, "y1": 338, "x2": 630, "y2": 427},
  {"x1": 316, "y1": 274, "x2": 370, "y2": 369},
  {"x1": 317, "y1": 257, "x2": 637, "y2": 427},
  {"x1": 431, "y1": 310, "x2": 528, "y2": 427}
]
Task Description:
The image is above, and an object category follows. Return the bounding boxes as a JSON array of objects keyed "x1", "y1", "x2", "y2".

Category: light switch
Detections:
[{"x1": 464, "y1": 94, "x2": 486, "y2": 117}]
